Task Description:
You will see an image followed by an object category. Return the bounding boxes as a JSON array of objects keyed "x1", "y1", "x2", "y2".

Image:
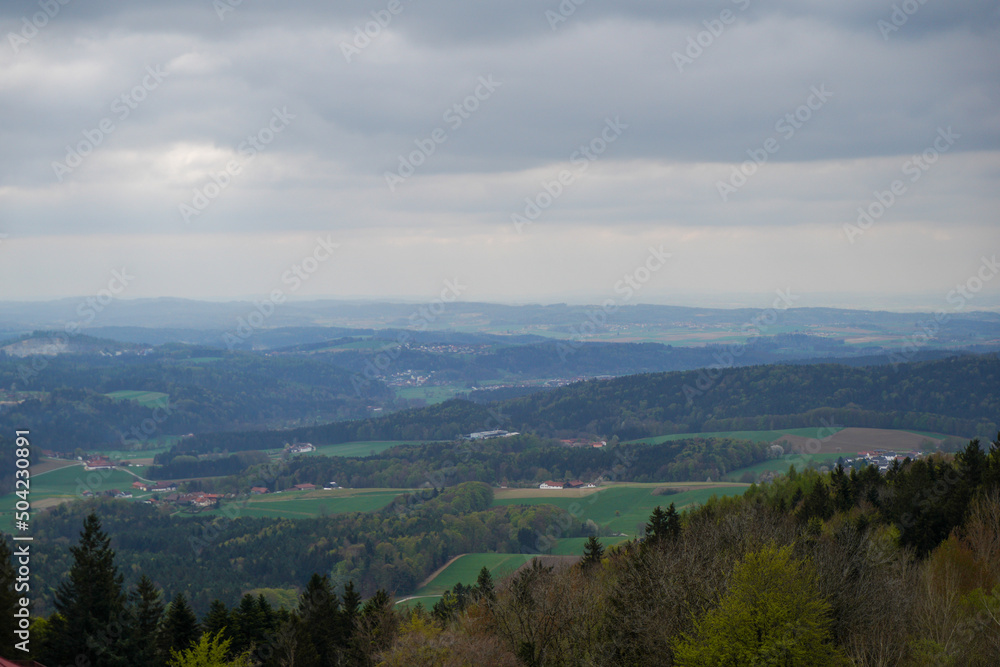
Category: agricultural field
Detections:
[
  {"x1": 0, "y1": 463, "x2": 148, "y2": 531},
  {"x1": 774, "y1": 427, "x2": 942, "y2": 455},
  {"x1": 724, "y1": 452, "x2": 844, "y2": 482},
  {"x1": 493, "y1": 483, "x2": 749, "y2": 537},
  {"x1": 413, "y1": 553, "x2": 536, "y2": 597},
  {"x1": 298, "y1": 441, "x2": 428, "y2": 458},
  {"x1": 104, "y1": 390, "x2": 170, "y2": 409},
  {"x1": 204, "y1": 488, "x2": 406, "y2": 519},
  {"x1": 627, "y1": 427, "x2": 845, "y2": 446}
]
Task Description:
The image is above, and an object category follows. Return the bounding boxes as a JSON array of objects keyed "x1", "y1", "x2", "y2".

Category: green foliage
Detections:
[
  {"x1": 167, "y1": 630, "x2": 253, "y2": 667},
  {"x1": 673, "y1": 544, "x2": 847, "y2": 666},
  {"x1": 40, "y1": 512, "x2": 129, "y2": 666}
]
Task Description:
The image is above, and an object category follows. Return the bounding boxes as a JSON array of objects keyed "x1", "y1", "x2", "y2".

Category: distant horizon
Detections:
[{"x1": 2, "y1": 293, "x2": 1000, "y2": 315}]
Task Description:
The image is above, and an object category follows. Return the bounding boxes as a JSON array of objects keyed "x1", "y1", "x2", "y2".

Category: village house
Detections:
[
  {"x1": 539, "y1": 481, "x2": 563, "y2": 490},
  {"x1": 152, "y1": 481, "x2": 178, "y2": 493},
  {"x1": 250, "y1": 486, "x2": 269, "y2": 494},
  {"x1": 292, "y1": 483, "x2": 316, "y2": 491},
  {"x1": 84, "y1": 456, "x2": 115, "y2": 470},
  {"x1": 286, "y1": 442, "x2": 316, "y2": 454}
]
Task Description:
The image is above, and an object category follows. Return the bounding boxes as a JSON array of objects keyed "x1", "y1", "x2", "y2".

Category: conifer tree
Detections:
[
  {"x1": 581, "y1": 535, "x2": 605, "y2": 569},
  {"x1": 41, "y1": 512, "x2": 129, "y2": 666},
  {"x1": 159, "y1": 592, "x2": 200, "y2": 657},
  {"x1": 126, "y1": 574, "x2": 166, "y2": 667},
  {"x1": 202, "y1": 599, "x2": 234, "y2": 645},
  {"x1": 475, "y1": 566, "x2": 496, "y2": 603},
  {"x1": 299, "y1": 573, "x2": 342, "y2": 664}
]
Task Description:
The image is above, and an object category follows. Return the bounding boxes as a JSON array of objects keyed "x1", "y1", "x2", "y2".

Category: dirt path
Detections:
[{"x1": 417, "y1": 554, "x2": 465, "y2": 589}]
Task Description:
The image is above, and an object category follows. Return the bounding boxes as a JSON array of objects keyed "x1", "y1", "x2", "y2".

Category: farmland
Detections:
[
  {"x1": 493, "y1": 483, "x2": 749, "y2": 536},
  {"x1": 202, "y1": 488, "x2": 405, "y2": 519},
  {"x1": 298, "y1": 441, "x2": 428, "y2": 458},
  {"x1": 104, "y1": 389, "x2": 170, "y2": 409}
]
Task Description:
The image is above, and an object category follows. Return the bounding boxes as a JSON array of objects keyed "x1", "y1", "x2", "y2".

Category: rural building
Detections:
[
  {"x1": 84, "y1": 457, "x2": 115, "y2": 470},
  {"x1": 292, "y1": 483, "x2": 317, "y2": 491},
  {"x1": 324, "y1": 481, "x2": 340, "y2": 489},
  {"x1": 132, "y1": 481, "x2": 150, "y2": 492},
  {"x1": 539, "y1": 481, "x2": 563, "y2": 490},
  {"x1": 250, "y1": 486, "x2": 269, "y2": 494},
  {"x1": 152, "y1": 482, "x2": 177, "y2": 492},
  {"x1": 286, "y1": 442, "x2": 316, "y2": 454},
  {"x1": 563, "y1": 480, "x2": 585, "y2": 489}
]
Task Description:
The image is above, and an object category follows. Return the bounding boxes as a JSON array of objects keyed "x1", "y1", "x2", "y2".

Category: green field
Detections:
[
  {"x1": 300, "y1": 441, "x2": 427, "y2": 458},
  {"x1": 414, "y1": 553, "x2": 536, "y2": 597},
  {"x1": 206, "y1": 489, "x2": 405, "y2": 519},
  {"x1": 626, "y1": 427, "x2": 845, "y2": 445},
  {"x1": 725, "y1": 452, "x2": 845, "y2": 481},
  {"x1": 104, "y1": 390, "x2": 170, "y2": 409},
  {"x1": 0, "y1": 464, "x2": 147, "y2": 531},
  {"x1": 493, "y1": 484, "x2": 749, "y2": 536},
  {"x1": 548, "y1": 535, "x2": 630, "y2": 556}
]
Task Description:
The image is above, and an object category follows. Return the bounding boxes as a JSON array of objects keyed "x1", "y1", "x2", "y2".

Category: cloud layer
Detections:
[{"x1": 1, "y1": 0, "x2": 998, "y2": 307}]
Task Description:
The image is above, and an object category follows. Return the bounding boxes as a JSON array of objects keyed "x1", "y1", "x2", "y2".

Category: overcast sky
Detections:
[{"x1": 1, "y1": 0, "x2": 998, "y2": 310}]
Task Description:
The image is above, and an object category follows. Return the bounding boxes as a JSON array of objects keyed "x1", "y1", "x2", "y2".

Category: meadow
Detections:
[
  {"x1": 493, "y1": 483, "x2": 749, "y2": 536},
  {"x1": 104, "y1": 389, "x2": 171, "y2": 409}
]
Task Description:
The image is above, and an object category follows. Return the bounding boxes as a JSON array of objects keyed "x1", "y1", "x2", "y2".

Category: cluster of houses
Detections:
[
  {"x1": 284, "y1": 442, "x2": 316, "y2": 454},
  {"x1": 845, "y1": 450, "x2": 925, "y2": 472},
  {"x1": 150, "y1": 491, "x2": 222, "y2": 508},
  {"x1": 539, "y1": 480, "x2": 597, "y2": 490}
]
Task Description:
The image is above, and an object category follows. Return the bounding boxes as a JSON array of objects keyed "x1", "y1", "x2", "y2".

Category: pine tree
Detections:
[
  {"x1": 340, "y1": 580, "x2": 362, "y2": 648},
  {"x1": 159, "y1": 592, "x2": 200, "y2": 657},
  {"x1": 664, "y1": 502, "x2": 682, "y2": 541},
  {"x1": 299, "y1": 573, "x2": 342, "y2": 664},
  {"x1": 475, "y1": 566, "x2": 495, "y2": 603},
  {"x1": 581, "y1": 535, "x2": 605, "y2": 569},
  {"x1": 126, "y1": 574, "x2": 166, "y2": 667},
  {"x1": 41, "y1": 512, "x2": 129, "y2": 666},
  {"x1": 202, "y1": 599, "x2": 234, "y2": 644},
  {"x1": 0, "y1": 535, "x2": 19, "y2": 658}
]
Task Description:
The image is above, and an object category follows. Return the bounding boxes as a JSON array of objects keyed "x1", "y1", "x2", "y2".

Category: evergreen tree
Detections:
[
  {"x1": 298, "y1": 573, "x2": 342, "y2": 665},
  {"x1": 159, "y1": 592, "x2": 200, "y2": 657},
  {"x1": 126, "y1": 574, "x2": 166, "y2": 667},
  {"x1": 581, "y1": 535, "x2": 605, "y2": 569},
  {"x1": 41, "y1": 512, "x2": 129, "y2": 666},
  {"x1": 202, "y1": 599, "x2": 234, "y2": 644},
  {"x1": 475, "y1": 566, "x2": 495, "y2": 603},
  {"x1": 167, "y1": 630, "x2": 252, "y2": 667},
  {"x1": 340, "y1": 580, "x2": 362, "y2": 647},
  {"x1": 664, "y1": 502, "x2": 682, "y2": 541},
  {"x1": 0, "y1": 535, "x2": 19, "y2": 658},
  {"x1": 644, "y1": 505, "x2": 668, "y2": 545}
]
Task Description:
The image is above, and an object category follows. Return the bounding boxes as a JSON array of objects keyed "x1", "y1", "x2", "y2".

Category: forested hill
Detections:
[{"x1": 183, "y1": 354, "x2": 1000, "y2": 454}]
